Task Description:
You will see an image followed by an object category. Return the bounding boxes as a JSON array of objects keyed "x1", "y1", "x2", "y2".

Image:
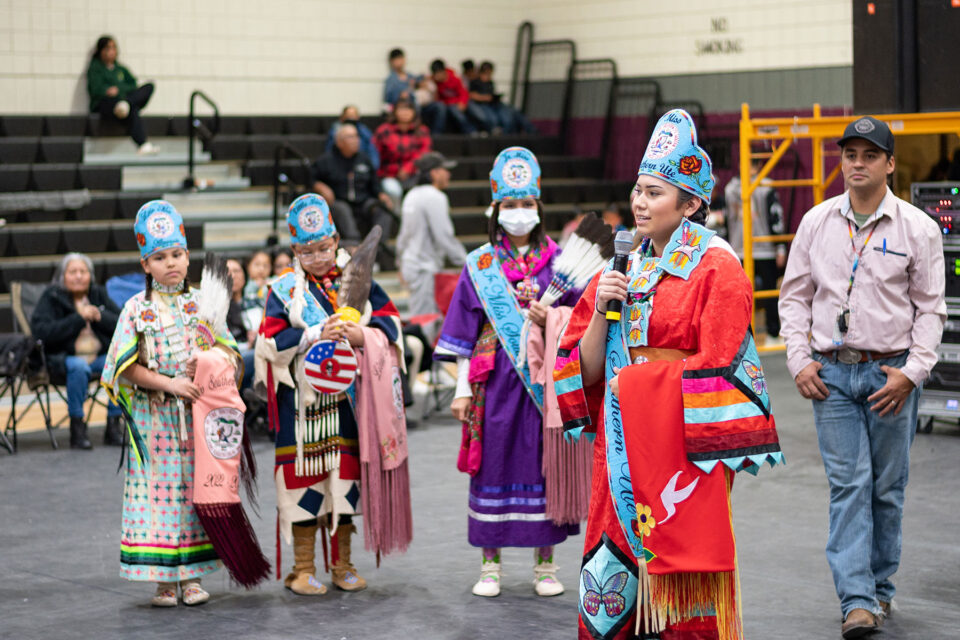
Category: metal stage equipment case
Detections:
[{"x1": 913, "y1": 182, "x2": 960, "y2": 432}]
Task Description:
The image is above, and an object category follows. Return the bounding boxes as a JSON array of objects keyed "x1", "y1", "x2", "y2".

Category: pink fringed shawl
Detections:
[
  {"x1": 355, "y1": 328, "x2": 413, "y2": 558},
  {"x1": 527, "y1": 306, "x2": 592, "y2": 525},
  {"x1": 191, "y1": 349, "x2": 270, "y2": 587}
]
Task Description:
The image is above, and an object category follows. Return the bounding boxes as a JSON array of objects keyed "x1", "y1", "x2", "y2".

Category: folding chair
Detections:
[
  {"x1": 8, "y1": 282, "x2": 58, "y2": 450},
  {"x1": 0, "y1": 332, "x2": 44, "y2": 453},
  {"x1": 10, "y1": 281, "x2": 107, "y2": 447},
  {"x1": 408, "y1": 271, "x2": 461, "y2": 420}
]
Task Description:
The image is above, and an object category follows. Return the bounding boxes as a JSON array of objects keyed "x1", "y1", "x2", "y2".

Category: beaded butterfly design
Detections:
[
  {"x1": 743, "y1": 360, "x2": 767, "y2": 396},
  {"x1": 581, "y1": 569, "x2": 629, "y2": 617}
]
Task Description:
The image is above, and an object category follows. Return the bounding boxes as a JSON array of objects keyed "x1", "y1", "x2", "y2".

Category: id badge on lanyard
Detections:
[{"x1": 834, "y1": 220, "x2": 876, "y2": 345}]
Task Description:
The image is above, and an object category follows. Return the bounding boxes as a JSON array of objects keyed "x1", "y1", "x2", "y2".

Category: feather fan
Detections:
[
  {"x1": 542, "y1": 214, "x2": 615, "y2": 307},
  {"x1": 196, "y1": 251, "x2": 233, "y2": 349},
  {"x1": 518, "y1": 215, "x2": 615, "y2": 365}
]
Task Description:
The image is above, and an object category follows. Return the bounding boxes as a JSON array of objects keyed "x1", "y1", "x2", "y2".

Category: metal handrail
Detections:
[
  {"x1": 510, "y1": 21, "x2": 534, "y2": 109},
  {"x1": 511, "y1": 25, "x2": 622, "y2": 171},
  {"x1": 570, "y1": 57, "x2": 618, "y2": 173},
  {"x1": 269, "y1": 142, "x2": 312, "y2": 245},
  {"x1": 517, "y1": 37, "x2": 577, "y2": 151},
  {"x1": 183, "y1": 90, "x2": 220, "y2": 189}
]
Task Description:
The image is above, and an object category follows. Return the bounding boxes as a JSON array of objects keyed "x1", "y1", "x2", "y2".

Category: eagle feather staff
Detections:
[{"x1": 337, "y1": 226, "x2": 382, "y2": 323}]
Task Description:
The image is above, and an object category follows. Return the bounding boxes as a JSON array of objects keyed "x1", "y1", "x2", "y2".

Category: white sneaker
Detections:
[
  {"x1": 113, "y1": 100, "x2": 130, "y2": 119},
  {"x1": 764, "y1": 335, "x2": 785, "y2": 348},
  {"x1": 137, "y1": 142, "x2": 160, "y2": 155},
  {"x1": 471, "y1": 562, "x2": 501, "y2": 597}
]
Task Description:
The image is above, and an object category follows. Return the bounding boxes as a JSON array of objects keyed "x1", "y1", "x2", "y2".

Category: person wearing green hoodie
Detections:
[{"x1": 87, "y1": 35, "x2": 158, "y2": 154}]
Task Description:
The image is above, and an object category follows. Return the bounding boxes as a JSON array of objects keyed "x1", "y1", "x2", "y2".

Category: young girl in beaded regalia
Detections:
[
  {"x1": 101, "y1": 200, "x2": 240, "y2": 607},
  {"x1": 255, "y1": 193, "x2": 409, "y2": 596},
  {"x1": 435, "y1": 147, "x2": 585, "y2": 598}
]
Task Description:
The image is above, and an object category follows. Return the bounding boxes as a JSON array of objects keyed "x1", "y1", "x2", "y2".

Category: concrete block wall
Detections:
[
  {"x1": 519, "y1": 0, "x2": 852, "y2": 76},
  {"x1": 1, "y1": 0, "x2": 855, "y2": 116},
  {"x1": 0, "y1": 0, "x2": 524, "y2": 115}
]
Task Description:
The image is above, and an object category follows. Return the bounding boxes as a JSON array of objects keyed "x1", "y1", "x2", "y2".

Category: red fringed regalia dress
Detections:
[{"x1": 554, "y1": 220, "x2": 783, "y2": 640}]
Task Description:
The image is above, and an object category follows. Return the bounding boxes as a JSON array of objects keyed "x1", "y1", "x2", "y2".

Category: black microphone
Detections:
[{"x1": 605, "y1": 230, "x2": 635, "y2": 323}]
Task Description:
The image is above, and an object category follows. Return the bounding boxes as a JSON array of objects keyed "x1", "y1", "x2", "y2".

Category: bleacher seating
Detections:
[{"x1": 0, "y1": 112, "x2": 634, "y2": 333}]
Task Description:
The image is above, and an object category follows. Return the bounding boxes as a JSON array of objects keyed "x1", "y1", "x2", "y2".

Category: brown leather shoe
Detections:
[
  {"x1": 879, "y1": 600, "x2": 891, "y2": 617},
  {"x1": 842, "y1": 608, "x2": 877, "y2": 639}
]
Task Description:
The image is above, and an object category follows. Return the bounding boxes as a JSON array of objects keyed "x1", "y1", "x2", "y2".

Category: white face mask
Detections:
[{"x1": 498, "y1": 207, "x2": 540, "y2": 236}]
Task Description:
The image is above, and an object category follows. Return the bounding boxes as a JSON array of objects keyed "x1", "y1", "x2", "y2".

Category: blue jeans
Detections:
[
  {"x1": 464, "y1": 101, "x2": 490, "y2": 132},
  {"x1": 434, "y1": 102, "x2": 476, "y2": 134},
  {"x1": 476, "y1": 103, "x2": 506, "y2": 131},
  {"x1": 65, "y1": 354, "x2": 120, "y2": 418},
  {"x1": 421, "y1": 102, "x2": 446, "y2": 134},
  {"x1": 811, "y1": 351, "x2": 917, "y2": 617}
]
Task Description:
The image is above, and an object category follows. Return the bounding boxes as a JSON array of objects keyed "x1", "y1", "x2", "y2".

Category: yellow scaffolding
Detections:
[{"x1": 739, "y1": 103, "x2": 960, "y2": 352}]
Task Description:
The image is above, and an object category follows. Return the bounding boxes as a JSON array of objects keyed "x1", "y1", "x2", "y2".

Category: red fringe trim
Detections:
[
  {"x1": 542, "y1": 426, "x2": 592, "y2": 525},
  {"x1": 194, "y1": 502, "x2": 271, "y2": 589},
  {"x1": 275, "y1": 514, "x2": 281, "y2": 580},
  {"x1": 266, "y1": 366, "x2": 279, "y2": 434}
]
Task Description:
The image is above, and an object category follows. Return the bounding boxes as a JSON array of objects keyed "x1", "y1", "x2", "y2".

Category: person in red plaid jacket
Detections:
[{"x1": 374, "y1": 97, "x2": 433, "y2": 212}]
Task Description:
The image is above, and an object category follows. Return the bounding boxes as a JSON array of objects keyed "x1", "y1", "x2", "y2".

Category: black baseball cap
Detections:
[
  {"x1": 837, "y1": 116, "x2": 894, "y2": 154},
  {"x1": 416, "y1": 151, "x2": 457, "y2": 173}
]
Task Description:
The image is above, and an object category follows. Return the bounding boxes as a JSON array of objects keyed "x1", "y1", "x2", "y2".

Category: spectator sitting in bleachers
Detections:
[
  {"x1": 86, "y1": 35, "x2": 158, "y2": 154},
  {"x1": 242, "y1": 249, "x2": 271, "y2": 309},
  {"x1": 312, "y1": 124, "x2": 395, "y2": 264},
  {"x1": 225, "y1": 258, "x2": 255, "y2": 390},
  {"x1": 429, "y1": 58, "x2": 484, "y2": 135},
  {"x1": 384, "y1": 47, "x2": 443, "y2": 130},
  {"x1": 272, "y1": 247, "x2": 293, "y2": 276},
  {"x1": 31, "y1": 253, "x2": 122, "y2": 449},
  {"x1": 461, "y1": 59, "x2": 477, "y2": 85},
  {"x1": 413, "y1": 75, "x2": 437, "y2": 116},
  {"x1": 384, "y1": 47, "x2": 421, "y2": 107},
  {"x1": 470, "y1": 61, "x2": 537, "y2": 134},
  {"x1": 374, "y1": 97, "x2": 432, "y2": 212},
  {"x1": 324, "y1": 105, "x2": 379, "y2": 171}
]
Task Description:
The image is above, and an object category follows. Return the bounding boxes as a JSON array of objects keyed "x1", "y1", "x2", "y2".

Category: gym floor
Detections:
[{"x1": 2, "y1": 355, "x2": 958, "y2": 639}]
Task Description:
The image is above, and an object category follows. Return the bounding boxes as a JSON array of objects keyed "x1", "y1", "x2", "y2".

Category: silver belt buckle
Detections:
[{"x1": 837, "y1": 347, "x2": 862, "y2": 365}]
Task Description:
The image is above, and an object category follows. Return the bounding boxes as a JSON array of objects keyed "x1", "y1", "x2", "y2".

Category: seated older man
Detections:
[
  {"x1": 31, "y1": 253, "x2": 122, "y2": 449},
  {"x1": 311, "y1": 123, "x2": 395, "y2": 265}
]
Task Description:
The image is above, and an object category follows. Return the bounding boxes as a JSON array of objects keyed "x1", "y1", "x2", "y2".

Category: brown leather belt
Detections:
[
  {"x1": 628, "y1": 346, "x2": 695, "y2": 364},
  {"x1": 817, "y1": 348, "x2": 906, "y2": 365}
]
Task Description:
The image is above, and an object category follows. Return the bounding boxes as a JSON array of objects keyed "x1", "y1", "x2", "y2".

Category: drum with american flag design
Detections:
[{"x1": 303, "y1": 339, "x2": 358, "y2": 394}]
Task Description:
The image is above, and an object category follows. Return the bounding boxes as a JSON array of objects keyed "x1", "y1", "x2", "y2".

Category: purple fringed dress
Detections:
[{"x1": 435, "y1": 244, "x2": 580, "y2": 548}]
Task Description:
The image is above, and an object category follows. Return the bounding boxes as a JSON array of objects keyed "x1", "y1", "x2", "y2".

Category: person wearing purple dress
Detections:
[{"x1": 435, "y1": 147, "x2": 580, "y2": 598}]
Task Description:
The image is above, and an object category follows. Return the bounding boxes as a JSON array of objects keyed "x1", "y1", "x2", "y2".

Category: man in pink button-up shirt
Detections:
[{"x1": 779, "y1": 116, "x2": 945, "y2": 638}]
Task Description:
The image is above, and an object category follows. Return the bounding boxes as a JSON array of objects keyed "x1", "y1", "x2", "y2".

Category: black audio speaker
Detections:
[
  {"x1": 917, "y1": 0, "x2": 960, "y2": 111},
  {"x1": 854, "y1": 0, "x2": 960, "y2": 113},
  {"x1": 852, "y1": 1, "x2": 903, "y2": 113}
]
